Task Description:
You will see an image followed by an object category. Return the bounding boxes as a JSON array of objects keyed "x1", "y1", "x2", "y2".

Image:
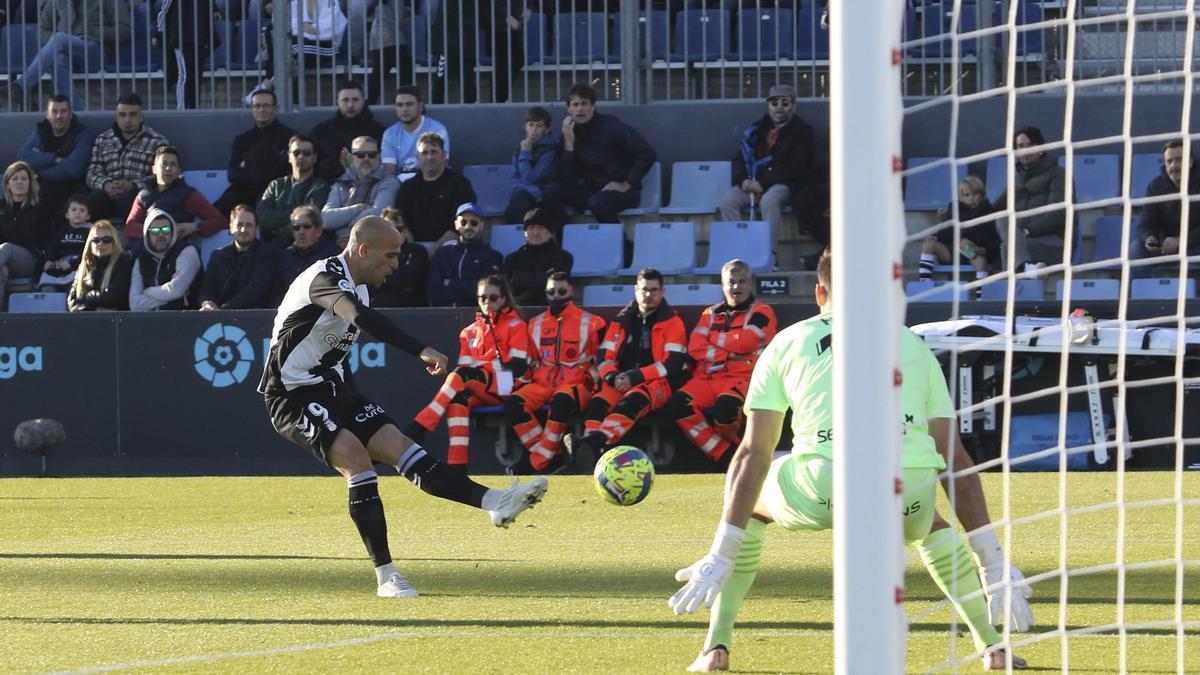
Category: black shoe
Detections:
[
  {"x1": 507, "y1": 454, "x2": 535, "y2": 476},
  {"x1": 403, "y1": 421, "x2": 428, "y2": 444},
  {"x1": 564, "y1": 433, "x2": 598, "y2": 475}
]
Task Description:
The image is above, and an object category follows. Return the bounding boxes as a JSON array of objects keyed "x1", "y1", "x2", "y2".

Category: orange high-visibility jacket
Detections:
[
  {"x1": 458, "y1": 305, "x2": 531, "y2": 375},
  {"x1": 597, "y1": 300, "x2": 689, "y2": 387},
  {"x1": 527, "y1": 302, "x2": 606, "y2": 387},
  {"x1": 688, "y1": 296, "x2": 778, "y2": 379}
]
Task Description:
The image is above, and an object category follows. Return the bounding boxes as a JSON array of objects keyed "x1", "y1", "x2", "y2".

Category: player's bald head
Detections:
[{"x1": 349, "y1": 216, "x2": 401, "y2": 249}]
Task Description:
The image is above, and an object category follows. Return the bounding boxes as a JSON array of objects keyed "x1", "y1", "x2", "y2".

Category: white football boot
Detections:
[
  {"x1": 487, "y1": 476, "x2": 549, "y2": 528},
  {"x1": 377, "y1": 572, "x2": 419, "y2": 598}
]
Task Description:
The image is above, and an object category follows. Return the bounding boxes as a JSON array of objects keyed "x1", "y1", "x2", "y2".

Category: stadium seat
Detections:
[
  {"x1": 1092, "y1": 215, "x2": 1133, "y2": 268},
  {"x1": 619, "y1": 221, "x2": 697, "y2": 275},
  {"x1": 462, "y1": 164, "x2": 510, "y2": 218},
  {"x1": 661, "y1": 161, "x2": 731, "y2": 215},
  {"x1": 609, "y1": 11, "x2": 670, "y2": 62},
  {"x1": 978, "y1": 278, "x2": 1045, "y2": 301},
  {"x1": 7, "y1": 292, "x2": 68, "y2": 313},
  {"x1": 985, "y1": 154, "x2": 1011, "y2": 204},
  {"x1": 583, "y1": 283, "x2": 632, "y2": 306},
  {"x1": 200, "y1": 231, "x2": 234, "y2": 269},
  {"x1": 1058, "y1": 154, "x2": 1120, "y2": 204},
  {"x1": 789, "y1": 3, "x2": 829, "y2": 59},
  {"x1": 694, "y1": 221, "x2": 772, "y2": 274},
  {"x1": 182, "y1": 170, "x2": 229, "y2": 205},
  {"x1": 905, "y1": 157, "x2": 968, "y2": 211},
  {"x1": 212, "y1": 19, "x2": 263, "y2": 71},
  {"x1": 107, "y1": 3, "x2": 163, "y2": 73},
  {"x1": 995, "y1": 0, "x2": 1045, "y2": 56},
  {"x1": 549, "y1": 12, "x2": 609, "y2": 64},
  {"x1": 737, "y1": 8, "x2": 793, "y2": 60},
  {"x1": 1129, "y1": 152, "x2": 1163, "y2": 200},
  {"x1": 1130, "y1": 277, "x2": 1197, "y2": 299},
  {"x1": 563, "y1": 223, "x2": 624, "y2": 277},
  {"x1": 0, "y1": 23, "x2": 40, "y2": 75},
  {"x1": 906, "y1": 2, "x2": 978, "y2": 58},
  {"x1": 672, "y1": 9, "x2": 733, "y2": 62},
  {"x1": 621, "y1": 162, "x2": 662, "y2": 215},
  {"x1": 666, "y1": 283, "x2": 723, "y2": 306},
  {"x1": 905, "y1": 279, "x2": 971, "y2": 302},
  {"x1": 523, "y1": 12, "x2": 548, "y2": 64},
  {"x1": 1055, "y1": 278, "x2": 1121, "y2": 300},
  {"x1": 490, "y1": 224, "x2": 526, "y2": 258}
]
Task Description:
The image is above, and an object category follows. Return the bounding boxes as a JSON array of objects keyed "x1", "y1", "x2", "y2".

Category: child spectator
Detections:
[
  {"x1": 38, "y1": 193, "x2": 92, "y2": 290},
  {"x1": 504, "y1": 106, "x2": 560, "y2": 226},
  {"x1": 68, "y1": 220, "x2": 133, "y2": 311},
  {"x1": 919, "y1": 175, "x2": 1000, "y2": 280}
]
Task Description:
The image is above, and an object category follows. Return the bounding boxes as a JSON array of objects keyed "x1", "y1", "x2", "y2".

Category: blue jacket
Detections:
[
  {"x1": 510, "y1": 132, "x2": 560, "y2": 200},
  {"x1": 427, "y1": 239, "x2": 502, "y2": 307},
  {"x1": 18, "y1": 117, "x2": 94, "y2": 185}
]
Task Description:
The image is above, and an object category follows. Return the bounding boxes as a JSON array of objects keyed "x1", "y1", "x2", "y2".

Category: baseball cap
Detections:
[
  {"x1": 767, "y1": 84, "x2": 796, "y2": 101},
  {"x1": 455, "y1": 202, "x2": 479, "y2": 218}
]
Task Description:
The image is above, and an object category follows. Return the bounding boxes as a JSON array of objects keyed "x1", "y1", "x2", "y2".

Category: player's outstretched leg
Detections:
[{"x1": 686, "y1": 516, "x2": 768, "y2": 672}]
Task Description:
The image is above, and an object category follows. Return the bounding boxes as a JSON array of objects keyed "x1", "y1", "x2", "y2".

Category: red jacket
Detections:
[
  {"x1": 458, "y1": 305, "x2": 531, "y2": 376},
  {"x1": 688, "y1": 295, "x2": 777, "y2": 379},
  {"x1": 598, "y1": 300, "x2": 689, "y2": 388},
  {"x1": 527, "y1": 302, "x2": 605, "y2": 387}
]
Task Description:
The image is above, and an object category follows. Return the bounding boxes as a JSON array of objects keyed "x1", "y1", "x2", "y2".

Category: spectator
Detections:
[
  {"x1": 1011, "y1": 125, "x2": 1067, "y2": 270},
  {"x1": 502, "y1": 207, "x2": 573, "y2": 306},
  {"x1": 124, "y1": 145, "x2": 226, "y2": 244},
  {"x1": 1138, "y1": 139, "x2": 1200, "y2": 260},
  {"x1": 257, "y1": 135, "x2": 331, "y2": 242},
  {"x1": 38, "y1": 193, "x2": 92, "y2": 291},
  {"x1": 11, "y1": 0, "x2": 131, "y2": 107},
  {"x1": 543, "y1": 84, "x2": 656, "y2": 259},
  {"x1": 85, "y1": 93, "x2": 170, "y2": 222},
  {"x1": 0, "y1": 161, "x2": 42, "y2": 306},
  {"x1": 394, "y1": 132, "x2": 476, "y2": 246},
  {"x1": 381, "y1": 86, "x2": 450, "y2": 180},
  {"x1": 505, "y1": 271, "x2": 605, "y2": 473},
  {"x1": 17, "y1": 95, "x2": 94, "y2": 234},
  {"x1": 430, "y1": 2, "x2": 529, "y2": 104},
  {"x1": 322, "y1": 136, "x2": 400, "y2": 243},
  {"x1": 719, "y1": 84, "x2": 818, "y2": 250},
  {"x1": 427, "y1": 203, "x2": 503, "y2": 307},
  {"x1": 919, "y1": 175, "x2": 1001, "y2": 280},
  {"x1": 68, "y1": 219, "x2": 133, "y2": 311},
  {"x1": 270, "y1": 204, "x2": 340, "y2": 302},
  {"x1": 213, "y1": 89, "x2": 294, "y2": 216},
  {"x1": 256, "y1": 0, "x2": 348, "y2": 105},
  {"x1": 366, "y1": 0, "x2": 414, "y2": 100},
  {"x1": 665, "y1": 259, "x2": 777, "y2": 467},
  {"x1": 405, "y1": 274, "x2": 530, "y2": 468},
  {"x1": 505, "y1": 106, "x2": 561, "y2": 226},
  {"x1": 129, "y1": 208, "x2": 202, "y2": 311},
  {"x1": 310, "y1": 80, "x2": 386, "y2": 184},
  {"x1": 564, "y1": 268, "x2": 688, "y2": 466},
  {"x1": 154, "y1": 0, "x2": 213, "y2": 109},
  {"x1": 373, "y1": 207, "x2": 429, "y2": 307},
  {"x1": 200, "y1": 205, "x2": 279, "y2": 310}
]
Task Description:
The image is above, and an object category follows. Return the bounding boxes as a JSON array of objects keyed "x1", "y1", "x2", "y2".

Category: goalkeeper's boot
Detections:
[
  {"x1": 377, "y1": 572, "x2": 419, "y2": 599},
  {"x1": 982, "y1": 647, "x2": 1027, "y2": 671},
  {"x1": 487, "y1": 476, "x2": 549, "y2": 528},
  {"x1": 686, "y1": 645, "x2": 729, "y2": 672}
]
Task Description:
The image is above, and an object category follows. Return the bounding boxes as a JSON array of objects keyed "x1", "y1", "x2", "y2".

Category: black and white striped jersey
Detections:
[{"x1": 258, "y1": 255, "x2": 368, "y2": 395}]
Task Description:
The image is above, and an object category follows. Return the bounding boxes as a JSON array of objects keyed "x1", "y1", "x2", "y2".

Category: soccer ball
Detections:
[{"x1": 593, "y1": 446, "x2": 655, "y2": 506}]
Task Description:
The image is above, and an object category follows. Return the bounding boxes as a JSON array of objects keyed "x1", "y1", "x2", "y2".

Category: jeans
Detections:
[{"x1": 18, "y1": 32, "x2": 104, "y2": 103}]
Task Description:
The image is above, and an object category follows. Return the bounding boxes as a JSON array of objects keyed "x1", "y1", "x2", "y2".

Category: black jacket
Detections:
[
  {"x1": 227, "y1": 119, "x2": 294, "y2": 192},
  {"x1": 68, "y1": 253, "x2": 133, "y2": 311},
  {"x1": 427, "y1": 239, "x2": 503, "y2": 307},
  {"x1": 0, "y1": 199, "x2": 41, "y2": 252},
  {"x1": 200, "y1": 240, "x2": 279, "y2": 309},
  {"x1": 936, "y1": 199, "x2": 1002, "y2": 261},
  {"x1": 395, "y1": 169, "x2": 477, "y2": 242},
  {"x1": 502, "y1": 241, "x2": 574, "y2": 306},
  {"x1": 1137, "y1": 169, "x2": 1200, "y2": 251},
  {"x1": 310, "y1": 107, "x2": 386, "y2": 183},
  {"x1": 731, "y1": 112, "x2": 815, "y2": 192},
  {"x1": 374, "y1": 241, "x2": 430, "y2": 307},
  {"x1": 271, "y1": 236, "x2": 341, "y2": 303},
  {"x1": 559, "y1": 111, "x2": 657, "y2": 191}
]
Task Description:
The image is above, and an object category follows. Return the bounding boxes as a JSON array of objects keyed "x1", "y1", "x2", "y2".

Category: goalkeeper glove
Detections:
[
  {"x1": 669, "y1": 521, "x2": 744, "y2": 615},
  {"x1": 970, "y1": 529, "x2": 1035, "y2": 632}
]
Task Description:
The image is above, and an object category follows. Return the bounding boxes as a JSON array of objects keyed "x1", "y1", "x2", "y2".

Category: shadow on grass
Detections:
[
  {"x1": 0, "y1": 553, "x2": 516, "y2": 562},
  {"x1": 903, "y1": 567, "x2": 1194, "y2": 607}
]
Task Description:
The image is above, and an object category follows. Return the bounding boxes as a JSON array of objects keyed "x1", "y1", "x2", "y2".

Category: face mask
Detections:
[{"x1": 549, "y1": 297, "x2": 571, "y2": 313}]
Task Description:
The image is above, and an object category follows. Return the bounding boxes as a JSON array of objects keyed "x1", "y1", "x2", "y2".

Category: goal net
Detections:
[{"x1": 864, "y1": 0, "x2": 1200, "y2": 672}]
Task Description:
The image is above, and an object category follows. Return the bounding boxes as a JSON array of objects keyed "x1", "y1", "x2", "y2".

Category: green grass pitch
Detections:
[{"x1": 1, "y1": 472, "x2": 1196, "y2": 673}]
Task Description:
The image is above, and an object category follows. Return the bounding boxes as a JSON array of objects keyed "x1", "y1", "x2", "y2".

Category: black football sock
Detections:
[
  {"x1": 395, "y1": 443, "x2": 488, "y2": 508},
  {"x1": 347, "y1": 471, "x2": 391, "y2": 568}
]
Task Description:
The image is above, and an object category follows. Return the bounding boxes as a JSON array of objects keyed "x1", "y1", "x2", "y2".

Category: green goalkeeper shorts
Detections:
[{"x1": 760, "y1": 454, "x2": 938, "y2": 543}]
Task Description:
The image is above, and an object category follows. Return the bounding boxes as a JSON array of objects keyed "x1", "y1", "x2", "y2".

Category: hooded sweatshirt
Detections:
[{"x1": 129, "y1": 208, "x2": 202, "y2": 311}]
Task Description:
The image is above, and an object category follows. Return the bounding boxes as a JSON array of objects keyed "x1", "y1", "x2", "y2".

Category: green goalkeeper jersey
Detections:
[{"x1": 743, "y1": 311, "x2": 950, "y2": 470}]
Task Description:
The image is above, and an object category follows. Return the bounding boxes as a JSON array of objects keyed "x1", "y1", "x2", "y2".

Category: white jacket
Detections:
[{"x1": 291, "y1": 0, "x2": 347, "y2": 43}]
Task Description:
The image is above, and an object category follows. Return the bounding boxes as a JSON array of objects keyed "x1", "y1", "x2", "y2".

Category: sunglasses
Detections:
[
  {"x1": 352, "y1": 150, "x2": 379, "y2": 159},
  {"x1": 545, "y1": 287, "x2": 570, "y2": 297},
  {"x1": 292, "y1": 222, "x2": 316, "y2": 231},
  {"x1": 291, "y1": 149, "x2": 314, "y2": 157},
  {"x1": 92, "y1": 236, "x2": 114, "y2": 244},
  {"x1": 148, "y1": 226, "x2": 172, "y2": 235},
  {"x1": 459, "y1": 219, "x2": 483, "y2": 228},
  {"x1": 477, "y1": 293, "x2": 502, "y2": 302}
]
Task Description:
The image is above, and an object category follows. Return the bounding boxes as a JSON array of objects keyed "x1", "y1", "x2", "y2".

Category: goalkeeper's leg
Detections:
[{"x1": 915, "y1": 526, "x2": 999, "y2": 651}]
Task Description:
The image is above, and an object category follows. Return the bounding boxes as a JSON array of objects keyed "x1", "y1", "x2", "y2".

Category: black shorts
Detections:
[{"x1": 264, "y1": 382, "x2": 396, "y2": 466}]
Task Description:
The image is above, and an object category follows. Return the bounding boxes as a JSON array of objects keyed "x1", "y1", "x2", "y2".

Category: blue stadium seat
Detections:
[
  {"x1": 583, "y1": 283, "x2": 632, "y2": 306},
  {"x1": 906, "y1": 2, "x2": 978, "y2": 58},
  {"x1": 788, "y1": 3, "x2": 829, "y2": 59},
  {"x1": 610, "y1": 11, "x2": 670, "y2": 62},
  {"x1": 549, "y1": 12, "x2": 609, "y2": 65},
  {"x1": 695, "y1": 221, "x2": 772, "y2": 274},
  {"x1": 737, "y1": 8, "x2": 793, "y2": 60},
  {"x1": 1130, "y1": 277, "x2": 1197, "y2": 300},
  {"x1": 905, "y1": 157, "x2": 968, "y2": 211},
  {"x1": 215, "y1": 19, "x2": 263, "y2": 71},
  {"x1": 1130, "y1": 152, "x2": 1163, "y2": 200},
  {"x1": 200, "y1": 231, "x2": 234, "y2": 269},
  {"x1": 978, "y1": 278, "x2": 1045, "y2": 301},
  {"x1": 1058, "y1": 154, "x2": 1120, "y2": 204},
  {"x1": 995, "y1": 0, "x2": 1044, "y2": 56},
  {"x1": 205, "y1": 20, "x2": 236, "y2": 70},
  {"x1": 462, "y1": 164, "x2": 510, "y2": 218},
  {"x1": 563, "y1": 223, "x2": 624, "y2": 277},
  {"x1": 0, "y1": 23, "x2": 39, "y2": 75},
  {"x1": 906, "y1": 280, "x2": 971, "y2": 302},
  {"x1": 666, "y1": 283, "x2": 723, "y2": 306},
  {"x1": 1092, "y1": 215, "x2": 1132, "y2": 268},
  {"x1": 985, "y1": 154, "x2": 1011, "y2": 204},
  {"x1": 523, "y1": 12, "x2": 548, "y2": 65},
  {"x1": 661, "y1": 161, "x2": 731, "y2": 215},
  {"x1": 619, "y1": 221, "x2": 697, "y2": 275},
  {"x1": 182, "y1": 170, "x2": 229, "y2": 204},
  {"x1": 108, "y1": 3, "x2": 163, "y2": 73},
  {"x1": 621, "y1": 162, "x2": 662, "y2": 215},
  {"x1": 7, "y1": 292, "x2": 68, "y2": 313},
  {"x1": 1055, "y1": 278, "x2": 1121, "y2": 301},
  {"x1": 490, "y1": 224, "x2": 526, "y2": 258},
  {"x1": 672, "y1": 9, "x2": 732, "y2": 62}
]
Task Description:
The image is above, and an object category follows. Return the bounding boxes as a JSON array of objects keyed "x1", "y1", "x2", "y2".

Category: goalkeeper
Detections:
[{"x1": 669, "y1": 250, "x2": 1032, "y2": 672}]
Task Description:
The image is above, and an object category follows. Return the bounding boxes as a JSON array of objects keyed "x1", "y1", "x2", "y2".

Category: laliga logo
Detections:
[
  {"x1": 194, "y1": 323, "x2": 254, "y2": 388},
  {"x1": 0, "y1": 345, "x2": 43, "y2": 379}
]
